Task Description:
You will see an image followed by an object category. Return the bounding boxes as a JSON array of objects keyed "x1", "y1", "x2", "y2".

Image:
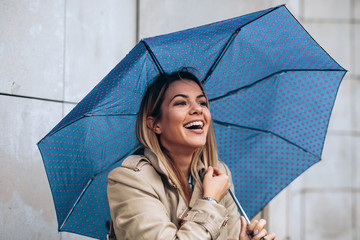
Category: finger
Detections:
[
  {"x1": 248, "y1": 219, "x2": 258, "y2": 232},
  {"x1": 253, "y1": 229, "x2": 267, "y2": 240},
  {"x1": 265, "y1": 232, "x2": 276, "y2": 240},
  {"x1": 212, "y1": 167, "x2": 225, "y2": 176},
  {"x1": 254, "y1": 219, "x2": 267, "y2": 234},
  {"x1": 204, "y1": 166, "x2": 214, "y2": 177}
]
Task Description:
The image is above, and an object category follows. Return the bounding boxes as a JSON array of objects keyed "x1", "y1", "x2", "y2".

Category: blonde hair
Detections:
[{"x1": 136, "y1": 69, "x2": 219, "y2": 204}]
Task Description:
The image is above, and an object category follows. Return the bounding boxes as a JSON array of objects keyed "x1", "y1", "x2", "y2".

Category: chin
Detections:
[{"x1": 188, "y1": 141, "x2": 207, "y2": 149}]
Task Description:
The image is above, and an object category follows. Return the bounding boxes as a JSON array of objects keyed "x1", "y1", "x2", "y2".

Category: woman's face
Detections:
[{"x1": 150, "y1": 79, "x2": 211, "y2": 153}]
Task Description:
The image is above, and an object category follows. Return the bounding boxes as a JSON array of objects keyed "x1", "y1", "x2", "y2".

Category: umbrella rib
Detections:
[
  {"x1": 142, "y1": 40, "x2": 165, "y2": 74},
  {"x1": 84, "y1": 113, "x2": 137, "y2": 117},
  {"x1": 202, "y1": 28, "x2": 241, "y2": 84},
  {"x1": 212, "y1": 119, "x2": 321, "y2": 160},
  {"x1": 284, "y1": 5, "x2": 347, "y2": 71},
  {"x1": 59, "y1": 177, "x2": 93, "y2": 231},
  {"x1": 208, "y1": 68, "x2": 346, "y2": 102},
  {"x1": 59, "y1": 146, "x2": 141, "y2": 231},
  {"x1": 202, "y1": 5, "x2": 283, "y2": 84}
]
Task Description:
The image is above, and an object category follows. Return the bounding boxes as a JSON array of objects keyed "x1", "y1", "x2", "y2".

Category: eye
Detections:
[
  {"x1": 199, "y1": 101, "x2": 207, "y2": 106},
  {"x1": 174, "y1": 101, "x2": 186, "y2": 106},
  {"x1": 198, "y1": 97, "x2": 208, "y2": 106}
]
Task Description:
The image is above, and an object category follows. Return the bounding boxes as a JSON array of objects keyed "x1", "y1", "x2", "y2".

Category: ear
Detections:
[{"x1": 146, "y1": 116, "x2": 162, "y2": 134}]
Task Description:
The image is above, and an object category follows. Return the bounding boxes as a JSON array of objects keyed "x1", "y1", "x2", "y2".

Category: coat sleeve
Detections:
[
  {"x1": 107, "y1": 165, "x2": 229, "y2": 240},
  {"x1": 219, "y1": 161, "x2": 241, "y2": 240}
]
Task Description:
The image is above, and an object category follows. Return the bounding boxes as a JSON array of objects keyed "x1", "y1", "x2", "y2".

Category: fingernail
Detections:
[{"x1": 253, "y1": 229, "x2": 259, "y2": 235}]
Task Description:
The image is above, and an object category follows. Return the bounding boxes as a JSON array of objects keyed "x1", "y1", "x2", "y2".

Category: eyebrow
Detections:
[{"x1": 170, "y1": 94, "x2": 206, "y2": 103}]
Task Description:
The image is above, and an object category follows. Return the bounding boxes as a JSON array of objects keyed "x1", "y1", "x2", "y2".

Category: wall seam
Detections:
[
  {"x1": 136, "y1": 0, "x2": 140, "y2": 43},
  {"x1": 59, "y1": 0, "x2": 67, "y2": 238},
  {"x1": 286, "y1": 187, "x2": 290, "y2": 240},
  {"x1": 350, "y1": 2, "x2": 356, "y2": 239},
  {"x1": 62, "y1": 0, "x2": 68, "y2": 118},
  {"x1": 301, "y1": 191, "x2": 306, "y2": 240}
]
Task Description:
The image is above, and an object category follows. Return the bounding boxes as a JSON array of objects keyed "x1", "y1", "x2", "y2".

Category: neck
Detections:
[
  {"x1": 160, "y1": 139, "x2": 198, "y2": 179},
  {"x1": 166, "y1": 148, "x2": 194, "y2": 179},
  {"x1": 161, "y1": 146, "x2": 196, "y2": 205}
]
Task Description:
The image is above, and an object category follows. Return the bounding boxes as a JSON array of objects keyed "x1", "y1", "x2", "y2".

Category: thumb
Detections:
[
  {"x1": 205, "y1": 166, "x2": 214, "y2": 177},
  {"x1": 239, "y1": 216, "x2": 248, "y2": 239}
]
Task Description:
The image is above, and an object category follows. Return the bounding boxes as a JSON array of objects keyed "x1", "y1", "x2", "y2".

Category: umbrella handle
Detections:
[{"x1": 228, "y1": 189, "x2": 265, "y2": 240}]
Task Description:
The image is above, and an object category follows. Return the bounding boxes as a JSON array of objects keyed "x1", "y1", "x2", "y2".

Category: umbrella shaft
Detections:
[{"x1": 229, "y1": 189, "x2": 251, "y2": 225}]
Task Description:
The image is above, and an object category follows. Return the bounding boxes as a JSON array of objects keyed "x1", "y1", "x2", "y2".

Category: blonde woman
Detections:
[{"x1": 107, "y1": 69, "x2": 276, "y2": 240}]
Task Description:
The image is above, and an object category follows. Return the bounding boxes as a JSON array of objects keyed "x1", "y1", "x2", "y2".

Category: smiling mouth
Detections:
[{"x1": 184, "y1": 121, "x2": 204, "y2": 130}]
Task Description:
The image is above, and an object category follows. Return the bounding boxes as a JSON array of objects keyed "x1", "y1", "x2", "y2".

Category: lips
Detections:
[{"x1": 184, "y1": 121, "x2": 204, "y2": 129}]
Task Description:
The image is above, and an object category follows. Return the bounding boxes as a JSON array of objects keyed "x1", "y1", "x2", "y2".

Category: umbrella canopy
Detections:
[{"x1": 38, "y1": 5, "x2": 346, "y2": 239}]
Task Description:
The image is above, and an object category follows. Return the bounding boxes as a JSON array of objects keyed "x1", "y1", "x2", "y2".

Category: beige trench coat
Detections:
[{"x1": 107, "y1": 148, "x2": 241, "y2": 240}]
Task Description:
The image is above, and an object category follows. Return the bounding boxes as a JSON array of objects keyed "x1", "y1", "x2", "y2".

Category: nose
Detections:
[{"x1": 190, "y1": 102, "x2": 203, "y2": 115}]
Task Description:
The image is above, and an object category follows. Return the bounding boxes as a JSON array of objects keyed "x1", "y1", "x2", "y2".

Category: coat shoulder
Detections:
[
  {"x1": 121, "y1": 154, "x2": 150, "y2": 171},
  {"x1": 217, "y1": 160, "x2": 231, "y2": 175},
  {"x1": 107, "y1": 154, "x2": 165, "y2": 203},
  {"x1": 108, "y1": 154, "x2": 163, "y2": 187}
]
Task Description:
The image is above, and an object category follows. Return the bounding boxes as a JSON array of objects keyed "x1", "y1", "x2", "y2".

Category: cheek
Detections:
[
  {"x1": 167, "y1": 109, "x2": 186, "y2": 122},
  {"x1": 160, "y1": 110, "x2": 184, "y2": 129},
  {"x1": 204, "y1": 109, "x2": 212, "y2": 121}
]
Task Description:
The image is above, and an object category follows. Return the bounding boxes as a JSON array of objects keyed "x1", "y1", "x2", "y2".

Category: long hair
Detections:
[{"x1": 136, "y1": 68, "x2": 219, "y2": 204}]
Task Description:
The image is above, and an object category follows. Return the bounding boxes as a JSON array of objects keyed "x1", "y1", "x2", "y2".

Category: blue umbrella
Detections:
[{"x1": 38, "y1": 5, "x2": 346, "y2": 239}]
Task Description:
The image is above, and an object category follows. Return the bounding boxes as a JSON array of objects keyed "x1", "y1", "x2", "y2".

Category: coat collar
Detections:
[
  {"x1": 143, "y1": 148, "x2": 209, "y2": 213},
  {"x1": 143, "y1": 148, "x2": 207, "y2": 191},
  {"x1": 143, "y1": 148, "x2": 169, "y2": 178}
]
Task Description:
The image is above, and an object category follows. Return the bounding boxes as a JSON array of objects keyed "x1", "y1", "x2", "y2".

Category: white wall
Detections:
[{"x1": 0, "y1": 0, "x2": 358, "y2": 239}]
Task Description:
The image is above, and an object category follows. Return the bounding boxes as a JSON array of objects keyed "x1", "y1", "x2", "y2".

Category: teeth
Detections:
[{"x1": 184, "y1": 121, "x2": 204, "y2": 129}]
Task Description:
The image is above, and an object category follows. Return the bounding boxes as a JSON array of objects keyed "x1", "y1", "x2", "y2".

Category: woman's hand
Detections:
[
  {"x1": 202, "y1": 166, "x2": 231, "y2": 202},
  {"x1": 239, "y1": 216, "x2": 276, "y2": 240}
]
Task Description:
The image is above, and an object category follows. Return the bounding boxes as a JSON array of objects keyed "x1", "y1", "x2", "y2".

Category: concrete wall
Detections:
[{"x1": 0, "y1": 0, "x2": 358, "y2": 239}]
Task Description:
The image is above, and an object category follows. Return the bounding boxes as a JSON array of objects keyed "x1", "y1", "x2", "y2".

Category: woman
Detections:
[{"x1": 107, "y1": 69, "x2": 276, "y2": 240}]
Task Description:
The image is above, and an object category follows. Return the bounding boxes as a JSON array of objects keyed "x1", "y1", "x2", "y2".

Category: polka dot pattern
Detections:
[
  {"x1": 212, "y1": 70, "x2": 345, "y2": 217},
  {"x1": 37, "y1": 5, "x2": 346, "y2": 239},
  {"x1": 39, "y1": 116, "x2": 138, "y2": 239},
  {"x1": 214, "y1": 123, "x2": 318, "y2": 217},
  {"x1": 46, "y1": 42, "x2": 159, "y2": 138},
  {"x1": 211, "y1": 71, "x2": 344, "y2": 158},
  {"x1": 145, "y1": 6, "x2": 272, "y2": 78},
  {"x1": 204, "y1": 7, "x2": 341, "y2": 100}
]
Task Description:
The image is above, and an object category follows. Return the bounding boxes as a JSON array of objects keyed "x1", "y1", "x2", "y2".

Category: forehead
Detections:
[{"x1": 165, "y1": 80, "x2": 204, "y2": 96}]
